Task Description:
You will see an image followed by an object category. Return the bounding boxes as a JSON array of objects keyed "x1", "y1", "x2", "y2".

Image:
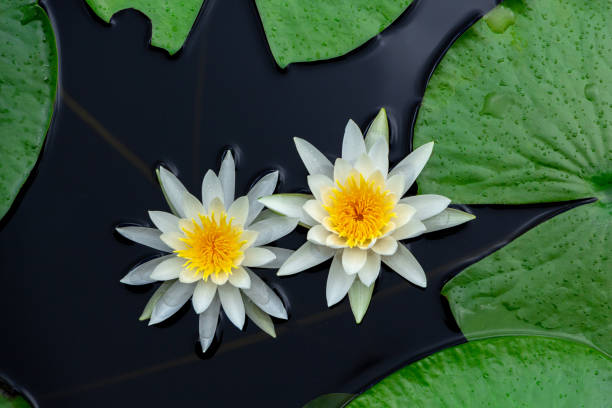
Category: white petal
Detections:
[
  {"x1": 307, "y1": 224, "x2": 331, "y2": 246},
  {"x1": 240, "y1": 230, "x2": 259, "y2": 249},
  {"x1": 249, "y1": 216, "x2": 299, "y2": 246},
  {"x1": 294, "y1": 137, "x2": 334, "y2": 178},
  {"x1": 422, "y1": 208, "x2": 476, "y2": 233},
  {"x1": 393, "y1": 203, "x2": 416, "y2": 229},
  {"x1": 208, "y1": 197, "x2": 225, "y2": 220},
  {"x1": 182, "y1": 191, "x2": 205, "y2": 220},
  {"x1": 192, "y1": 279, "x2": 217, "y2": 313},
  {"x1": 139, "y1": 280, "x2": 172, "y2": 321},
  {"x1": 389, "y1": 142, "x2": 434, "y2": 196},
  {"x1": 303, "y1": 199, "x2": 328, "y2": 224},
  {"x1": 382, "y1": 244, "x2": 427, "y2": 288},
  {"x1": 353, "y1": 154, "x2": 376, "y2": 179},
  {"x1": 228, "y1": 266, "x2": 251, "y2": 289},
  {"x1": 148, "y1": 211, "x2": 180, "y2": 234},
  {"x1": 246, "y1": 171, "x2": 279, "y2": 226},
  {"x1": 372, "y1": 236, "x2": 398, "y2": 256},
  {"x1": 385, "y1": 174, "x2": 405, "y2": 200},
  {"x1": 342, "y1": 119, "x2": 366, "y2": 164},
  {"x1": 159, "y1": 231, "x2": 188, "y2": 250},
  {"x1": 364, "y1": 108, "x2": 389, "y2": 151},
  {"x1": 258, "y1": 246, "x2": 294, "y2": 269},
  {"x1": 333, "y1": 158, "x2": 353, "y2": 184},
  {"x1": 326, "y1": 252, "x2": 356, "y2": 307},
  {"x1": 307, "y1": 174, "x2": 335, "y2": 203},
  {"x1": 242, "y1": 267, "x2": 287, "y2": 319},
  {"x1": 227, "y1": 196, "x2": 249, "y2": 227},
  {"x1": 116, "y1": 226, "x2": 172, "y2": 252},
  {"x1": 368, "y1": 139, "x2": 389, "y2": 177},
  {"x1": 179, "y1": 268, "x2": 201, "y2": 283},
  {"x1": 258, "y1": 193, "x2": 316, "y2": 227},
  {"x1": 210, "y1": 272, "x2": 229, "y2": 285},
  {"x1": 151, "y1": 256, "x2": 184, "y2": 281},
  {"x1": 392, "y1": 218, "x2": 427, "y2": 240},
  {"x1": 358, "y1": 251, "x2": 381, "y2": 287},
  {"x1": 218, "y1": 151, "x2": 236, "y2": 206},
  {"x1": 348, "y1": 279, "x2": 374, "y2": 324},
  {"x1": 243, "y1": 294, "x2": 276, "y2": 338},
  {"x1": 277, "y1": 242, "x2": 335, "y2": 276},
  {"x1": 201, "y1": 170, "x2": 224, "y2": 209},
  {"x1": 242, "y1": 247, "x2": 276, "y2": 268},
  {"x1": 199, "y1": 295, "x2": 220, "y2": 352},
  {"x1": 149, "y1": 281, "x2": 194, "y2": 325},
  {"x1": 121, "y1": 255, "x2": 175, "y2": 285},
  {"x1": 400, "y1": 194, "x2": 451, "y2": 221},
  {"x1": 157, "y1": 166, "x2": 188, "y2": 218},
  {"x1": 218, "y1": 284, "x2": 245, "y2": 329},
  {"x1": 326, "y1": 233, "x2": 348, "y2": 249},
  {"x1": 342, "y1": 247, "x2": 368, "y2": 275}
]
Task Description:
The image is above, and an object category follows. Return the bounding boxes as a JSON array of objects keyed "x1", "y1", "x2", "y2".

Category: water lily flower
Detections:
[
  {"x1": 259, "y1": 109, "x2": 475, "y2": 323},
  {"x1": 117, "y1": 150, "x2": 297, "y2": 352}
]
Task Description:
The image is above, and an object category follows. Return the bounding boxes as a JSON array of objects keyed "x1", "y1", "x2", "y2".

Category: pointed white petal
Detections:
[
  {"x1": 242, "y1": 247, "x2": 276, "y2": 268},
  {"x1": 382, "y1": 244, "x2": 427, "y2": 288},
  {"x1": 192, "y1": 279, "x2": 217, "y2": 314},
  {"x1": 393, "y1": 203, "x2": 416, "y2": 229},
  {"x1": 116, "y1": 226, "x2": 172, "y2": 252},
  {"x1": 294, "y1": 137, "x2": 334, "y2": 178},
  {"x1": 333, "y1": 158, "x2": 353, "y2": 184},
  {"x1": 242, "y1": 268, "x2": 287, "y2": 319},
  {"x1": 277, "y1": 242, "x2": 335, "y2": 276},
  {"x1": 198, "y1": 295, "x2": 220, "y2": 352},
  {"x1": 121, "y1": 255, "x2": 174, "y2": 285},
  {"x1": 218, "y1": 151, "x2": 235, "y2": 206},
  {"x1": 240, "y1": 230, "x2": 259, "y2": 249},
  {"x1": 246, "y1": 171, "x2": 279, "y2": 226},
  {"x1": 372, "y1": 236, "x2": 399, "y2": 256},
  {"x1": 400, "y1": 194, "x2": 451, "y2": 221},
  {"x1": 149, "y1": 281, "x2": 194, "y2": 325},
  {"x1": 243, "y1": 294, "x2": 276, "y2": 338},
  {"x1": 257, "y1": 246, "x2": 294, "y2": 269},
  {"x1": 201, "y1": 170, "x2": 224, "y2": 210},
  {"x1": 326, "y1": 252, "x2": 356, "y2": 306},
  {"x1": 182, "y1": 191, "x2": 205, "y2": 220},
  {"x1": 157, "y1": 166, "x2": 188, "y2": 218},
  {"x1": 368, "y1": 139, "x2": 389, "y2": 177},
  {"x1": 228, "y1": 266, "x2": 251, "y2": 289},
  {"x1": 208, "y1": 197, "x2": 225, "y2": 221},
  {"x1": 139, "y1": 280, "x2": 173, "y2": 321},
  {"x1": 326, "y1": 233, "x2": 348, "y2": 249},
  {"x1": 348, "y1": 279, "x2": 374, "y2": 324},
  {"x1": 365, "y1": 108, "x2": 389, "y2": 151},
  {"x1": 148, "y1": 211, "x2": 180, "y2": 234},
  {"x1": 392, "y1": 218, "x2": 427, "y2": 240},
  {"x1": 227, "y1": 196, "x2": 249, "y2": 227},
  {"x1": 307, "y1": 174, "x2": 334, "y2": 202},
  {"x1": 258, "y1": 193, "x2": 316, "y2": 227},
  {"x1": 303, "y1": 199, "x2": 328, "y2": 224},
  {"x1": 210, "y1": 272, "x2": 229, "y2": 285},
  {"x1": 422, "y1": 208, "x2": 476, "y2": 233},
  {"x1": 358, "y1": 251, "x2": 381, "y2": 287},
  {"x1": 385, "y1": 174, "x2": 405, "y2": 200},
  {"x1": 218, "y1": 284, "x2": 245, "y2": 329},
  {"x1": 179, "y1": 268, "x2": 201, "y2": 283},
  {"x1": 151, "y1": 256, "x2": 184, "y2": 281},
  {"x1": 159, "y1": 231, "x2": 188, "y2": 251},
  {"x1": 307, "y1": 224, "x2": 331, "y2": 246},
  {"x1": 342, "y1": 119, "x2": 366, "y2": 163},
  {"x1": 249, "y1": 216, "x2": 299, "y2": 246},
  {"x1": 342, "y1": 247, "x2": 368, "y2": 275},
  {"x1": 353, "y1": 154, "x2": 376, "y2": 179},
  {"x1": 389, "y1": 142, "x2": 434, "y2": 195}
]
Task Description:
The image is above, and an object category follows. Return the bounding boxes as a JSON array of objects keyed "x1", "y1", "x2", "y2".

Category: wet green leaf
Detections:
[
  {"x1": 349, "y1": 337, "x2": 612, "y2": 407},
  {"x1": 413, "y1": 0, "x2": 612, "y2": 355},
  {"x1": 0, "y1": 395, "x2": 32, "y2": 408},
  {"x1": 0, "y1": 0, "x2": 57, "y2": 221},
  {"x1": 84, "y1": 0, "x2": 205, "y2": 55},
  {"x1": 304, "y1": 393, "x2": 353, "y2": 408},
  {"x1": 254, "y1": 0, "x2": 414, "y2": 68}
]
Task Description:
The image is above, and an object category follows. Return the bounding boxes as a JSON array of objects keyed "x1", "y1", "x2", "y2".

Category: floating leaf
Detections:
[
  {"x1": 304, "y1": 393, "x2": 353, "y2": 408},
  {"x1": 413, "y1": 0, "x2": 612, "y2": 354},
  {"x1": 0, "y1": 395, "x2": 32, "y2": 408},
  {"x1": 0, "y1": 0, "x2": 57, "y2": 220},
  {"x1": 84, "y1": 0, "x2": 205, "y2": 55},
  {"x1": 254, "y1": 0, "x2": 414, "y2": 68},
  {"x1": 349, "y1": 337, "x2": 612, "y2": 407}
]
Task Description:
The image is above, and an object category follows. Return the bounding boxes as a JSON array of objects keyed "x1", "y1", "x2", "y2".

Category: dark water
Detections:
[{"x1": 1, "y1": 0, "x2": 589, "y2": 406}]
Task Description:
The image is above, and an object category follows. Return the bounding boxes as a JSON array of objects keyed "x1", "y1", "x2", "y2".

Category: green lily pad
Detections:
[
  {"x1": 413, "y1": 0, "x2": 612, "y2": 355},
  {"x1": 0, "y1": 395, "x2": 31, "y2": 408},
  {"x1": 84, "y1": 0, "x2": 205, "y2": 55},
  {"x1": 349, "y1": 336, "x2": 612, "y2": 407},
  {"x1": 0, "y1": 0, "x2": 57, "y2": 221},
  {"x1": 303, "y1": 393, "x2": 353, "y2": 408},
  {"x1": 254, "y1": 0, "x2": 414, "y2": 68}
]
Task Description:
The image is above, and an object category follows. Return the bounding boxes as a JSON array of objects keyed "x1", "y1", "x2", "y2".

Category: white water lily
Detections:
[
  {"x1": 260, "y1": 109, "x2": 475, "y2": 323},
  {"x1": 117, "y1": 150, "x2": 296, "y2": 352}
]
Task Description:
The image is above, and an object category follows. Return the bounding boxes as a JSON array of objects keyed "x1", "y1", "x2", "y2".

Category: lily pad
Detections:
[
  {"x1": 254, "y1": 0, "x2": 414, "y2": 68},
  {"x1": 413, "y1": 0, "x2": 612, "y2": 355},
  {"x1": 0, "y1": 0, "x2": 57, "y2": 221},
  {"x1": 84, "y1": 0, "x2": 205, "y2": 55},
  {"x1": 349, "y1": 336, "x2": 612, "y2": 407}
]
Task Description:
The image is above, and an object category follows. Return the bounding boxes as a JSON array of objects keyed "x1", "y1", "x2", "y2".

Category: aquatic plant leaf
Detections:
[
  {"x1": 303, "y1": 393, "x2": 353, "y2": 408},
  {"x1": 254, "y1": 0, "x2": 414, "y2": 68},
  {"x1": 0, "y1": 0, "x2": 57, "y2": 221},
  {"x1": 413, "y1": 0, "x2": 612, "y2": 355},
  {"x1": 0, "y1": 395, "x2": 32, "y2": 408},
  {"x1": 84, "y1": 0, "x2": 205, "y2": 55},
  {"x1": 349, "y1": 337, "x2": 612, "y2": 407}
]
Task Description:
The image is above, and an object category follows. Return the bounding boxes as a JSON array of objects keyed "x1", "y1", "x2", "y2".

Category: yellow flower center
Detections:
[
  {"x1": 176, "y1": 212, "x2": 246, "y2": 280},
  {"x1": 323, "y1": 173, "x2": 396, "y2": 247}
]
